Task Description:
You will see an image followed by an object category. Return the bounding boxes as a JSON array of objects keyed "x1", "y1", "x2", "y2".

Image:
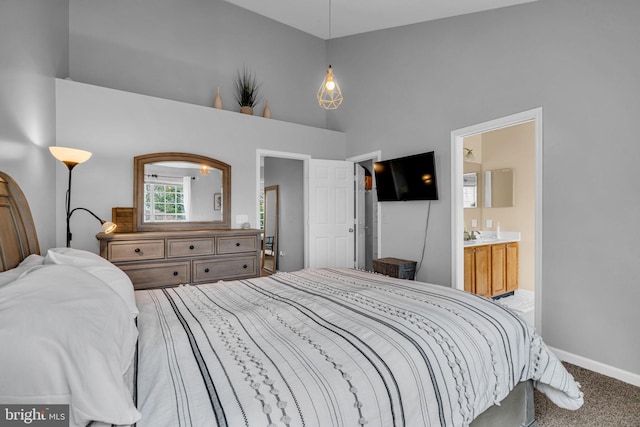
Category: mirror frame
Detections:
[
  {"x1": 261, "y1": 185, "x2": 279, "y2": 274},
  {"x1": 133, "y1": 152, "x2": 231, "y2": 231},
  {"x1": 484, "y1": 168, "x2": 514, "y2": 208}
]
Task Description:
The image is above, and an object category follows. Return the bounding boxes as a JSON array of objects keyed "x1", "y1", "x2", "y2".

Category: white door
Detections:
[
  {"x1": 308, "y1": 159, "x2": 355, "y2": 268},
  {"x1": 355, "y1": 164, "x2": 366, "y2": 270}
]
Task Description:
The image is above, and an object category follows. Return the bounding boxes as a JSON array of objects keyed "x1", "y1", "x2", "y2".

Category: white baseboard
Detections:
[{"x1": 548, "y1": 346, "x2": 640, "y2": 388}]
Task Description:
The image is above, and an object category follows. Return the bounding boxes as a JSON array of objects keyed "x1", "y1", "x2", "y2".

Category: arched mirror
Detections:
[
  {"x1": 261, "y1": 185, "x2": 278, "y2": 274},
  {"x1": 134, "y1": 152, "x2": 231, "y2": 231}
]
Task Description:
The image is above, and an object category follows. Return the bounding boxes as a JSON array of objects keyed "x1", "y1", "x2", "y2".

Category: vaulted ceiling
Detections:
[{"x1": 224, "y1": 0, "x2": 538, "y2": 39}]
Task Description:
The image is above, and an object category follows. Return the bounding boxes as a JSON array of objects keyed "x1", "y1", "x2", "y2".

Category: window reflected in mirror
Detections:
[
  {"x1": 143, "y1": 162, "x2": 223, "y2": 222},
  {"x1": 463, "y1": 172, "x2": 478, "y2": 208}
]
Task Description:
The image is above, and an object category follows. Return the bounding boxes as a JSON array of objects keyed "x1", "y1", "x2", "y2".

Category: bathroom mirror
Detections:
[
  {"x1": 484, "y1": 168, "x2": 514, "y2": 208},
  {"x1": 463, "y1": 173, "x2": 478, "y2": 208},
  {"x1": 134, "y1": 152, "x2": 231, "y2": 231},
  {"x1": 261, "y1": 185, "x2": 278, "y2": 274}
]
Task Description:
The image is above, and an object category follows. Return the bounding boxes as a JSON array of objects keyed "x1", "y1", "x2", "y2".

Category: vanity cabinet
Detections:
[
  {"x1": 464, "y1": 245, "x2": 492, "y2": 297},
  {"x1": 97, "y1": 229, "x2": 262, "y2": 290},
  {"x1": 491, "y1": 242, "x2": 519, "y2": 295},
  {"x1": 464, "y1": 241, "x2": 518, "y2": 297}
]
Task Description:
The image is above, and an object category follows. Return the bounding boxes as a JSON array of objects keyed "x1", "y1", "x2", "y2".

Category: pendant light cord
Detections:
[{"x1": 328, "y1": 0, "x2": 332, "y2": 39}]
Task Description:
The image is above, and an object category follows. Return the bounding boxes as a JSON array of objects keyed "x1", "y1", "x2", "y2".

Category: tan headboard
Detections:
[{"x1": 0, "y1": 171, "x2": 40, "y2": 272}]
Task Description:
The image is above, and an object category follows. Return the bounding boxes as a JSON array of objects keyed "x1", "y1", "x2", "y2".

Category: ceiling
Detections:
[{"x1": 223, "y1": 0, "x2": 538, "y2": 39}]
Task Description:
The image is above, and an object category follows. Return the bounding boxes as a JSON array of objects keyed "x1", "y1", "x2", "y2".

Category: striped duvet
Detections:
[{"x1": 134, "y1": 268, "x2": 582, "y2": 427}]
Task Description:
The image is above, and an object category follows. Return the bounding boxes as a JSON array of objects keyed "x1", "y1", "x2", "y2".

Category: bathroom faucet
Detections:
[{"x1": 469, "y1": 230, "x2": 481, "y2": 240}]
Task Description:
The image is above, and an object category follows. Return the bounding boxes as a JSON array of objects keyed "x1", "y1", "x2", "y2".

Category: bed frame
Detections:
[
  {"x1": 0, "y1": 169, "x2": 537, "y2": 427},
  {"x1": 472, "y1": 380, "x2": 537, "y2": 426},
  {"x1": 0, "y1": 171, "x2": 40, "y2": 272}
]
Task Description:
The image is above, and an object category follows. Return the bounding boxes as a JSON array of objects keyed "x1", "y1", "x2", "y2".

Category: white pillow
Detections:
[
  {"x1": 0, "y1": 254, "x2": 45, "y2": 288},
  {"x1": 45, "y1": 248, "x2": 139, "y2": 318},
  {"x1": 0, "y1": 264, "x2": 141, "y2": 426}
]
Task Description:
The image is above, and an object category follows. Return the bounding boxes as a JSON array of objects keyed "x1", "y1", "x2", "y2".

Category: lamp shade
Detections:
[
  {"x1": 463, "y1": 148, "x2": 475, "y2": 161},
  {"x1": 102, "y1": 221, "x2": 117, "y2": 234},
  {"x1": 49, "y1": 147, "x2": 92, "y2": 168}
]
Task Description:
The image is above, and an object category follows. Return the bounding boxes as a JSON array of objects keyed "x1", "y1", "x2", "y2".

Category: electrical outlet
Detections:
[
  {"x1": 236, "y1": 214, "x2": 248, "y2": 224},
  {"x1": 471, "y1": 219, "x2": 477, "y2": 227},
  {"x1": 486, "y1": 219, "x2": 493, "y2": 228}
]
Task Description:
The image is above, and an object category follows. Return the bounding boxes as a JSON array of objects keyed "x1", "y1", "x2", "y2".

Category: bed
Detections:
[{"x1": 0, "y1": 170, "x2": 583, "y2": 426}]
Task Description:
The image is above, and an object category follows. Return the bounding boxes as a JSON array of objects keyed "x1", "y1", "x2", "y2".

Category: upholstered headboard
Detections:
[{"x1": 0, "y1": 171, "x2": 40, "y2": 272}]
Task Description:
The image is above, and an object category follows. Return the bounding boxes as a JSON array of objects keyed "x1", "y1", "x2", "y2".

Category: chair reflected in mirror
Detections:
[
  {"x1": 264, "y1": 236, "x2": 274, "y2": 256},
  {"x1": 261, "y1": 185, "x2": 278, "y2": 275}
]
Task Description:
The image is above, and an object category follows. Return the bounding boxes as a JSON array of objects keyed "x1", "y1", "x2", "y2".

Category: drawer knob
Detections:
[
  {"x1": 134, "y1": 248, "x2": 141, "y2": 253},
  {"x1": 173, "y1": 271, "x2": 178, "y2": 276},
  {"x1": 204, "y1": 268, "x2": 210, "y2": 273},
  {"x1": 243, "y1": 264, "x2": 248, "y2": 269},
  {"x1": 236, "y1": 242, "x2": 241, "y2": 247},
  {"x1": 189, "y1": 245, "x2": 195, "y2": 250}
]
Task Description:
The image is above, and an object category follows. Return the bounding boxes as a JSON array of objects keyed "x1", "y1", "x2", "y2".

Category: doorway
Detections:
[
  {"x1": 347, "y1": 151, "x2": 382, "y2": 271},
  {"x1": 451, "y1": 108, "x2": 543, "y2": 332},
  {"x1": 257, "y1": 150, "x2": 380, "y2": 272},
  {"x1": 257, "y1": 150, "x2": 310, "y2": 273}
]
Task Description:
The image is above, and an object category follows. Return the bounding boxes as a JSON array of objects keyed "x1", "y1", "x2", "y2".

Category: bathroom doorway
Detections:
[{"x1": 451, "y1": 108, "x2": 543, "y2": 332}]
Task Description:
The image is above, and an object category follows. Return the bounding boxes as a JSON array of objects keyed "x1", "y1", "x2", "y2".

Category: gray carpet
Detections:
[{"x1": 535, "y1": 362, "x2": 640, "y2": 427}]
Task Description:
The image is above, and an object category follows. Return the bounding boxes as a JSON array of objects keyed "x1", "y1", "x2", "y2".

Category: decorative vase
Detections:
[
  {"x1": 263, "y1": 101, "x2": 271, "y2": 119},
  {"x1": 213, "y1": 87, "x2": 223, "y2": 109},
  {"x1": 240, "y1": 106, "x2": 253, "y2": 115}
]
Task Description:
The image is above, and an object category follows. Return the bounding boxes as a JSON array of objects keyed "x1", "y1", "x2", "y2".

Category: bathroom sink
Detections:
[
  {"x1": 463, "y1": 231, "x2": 520, "y2": 246},
  {"x1": 464, "y1": 237, "x2": 498, "y2": 246}
]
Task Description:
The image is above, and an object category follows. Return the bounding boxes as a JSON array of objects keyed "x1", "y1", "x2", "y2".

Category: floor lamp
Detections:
[{"x1": 49, "y1": 147, "x2": 117, "y2": 247}]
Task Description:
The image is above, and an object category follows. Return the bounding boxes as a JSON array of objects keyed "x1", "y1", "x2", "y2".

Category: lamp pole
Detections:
[{"x1": 63, "y1": 162, "x2": 77, "y2": 247}]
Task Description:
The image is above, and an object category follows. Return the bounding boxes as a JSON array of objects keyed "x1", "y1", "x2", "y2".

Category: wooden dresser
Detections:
[{"x1": 97, "y1": 229, "x2": 262, "y2": 290}]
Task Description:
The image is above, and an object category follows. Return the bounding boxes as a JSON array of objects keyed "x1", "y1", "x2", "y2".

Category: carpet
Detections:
[{"x1": 535, "y1": 362, "x2": 640, "y2": 426}]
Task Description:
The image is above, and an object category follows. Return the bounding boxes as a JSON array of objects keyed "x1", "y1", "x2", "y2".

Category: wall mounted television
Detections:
[{"x1": 373, "y1": 151, "x2": 439, "y2": 201}]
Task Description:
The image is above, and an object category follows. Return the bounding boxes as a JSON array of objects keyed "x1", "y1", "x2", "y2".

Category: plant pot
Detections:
[{"x1": 240, "y1": 106, "x2": 253, "y2": 115}]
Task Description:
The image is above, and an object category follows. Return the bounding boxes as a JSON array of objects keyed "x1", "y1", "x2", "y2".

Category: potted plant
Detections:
[{"x1": 234, "y1": 66, "x2": 262, "y2": 115}]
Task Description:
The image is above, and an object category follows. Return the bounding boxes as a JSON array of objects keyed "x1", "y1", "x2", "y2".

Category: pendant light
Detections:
[{"x1": 317, "y1": 0, "x2": 343, "y2": 110}]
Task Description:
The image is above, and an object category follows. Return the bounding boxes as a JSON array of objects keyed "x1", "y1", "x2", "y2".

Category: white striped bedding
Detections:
[{"x1": 134, "y1": 268, "x2": 583, "y2": 427}]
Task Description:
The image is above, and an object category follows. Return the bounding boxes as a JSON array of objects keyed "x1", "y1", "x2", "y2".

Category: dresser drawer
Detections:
[
  {"x1": 108, "y1": 240, "x2": 165, "y2": 262},
  {"x1": 193, "y1": 256, "x2": 257, "y2": 282},
  {"x1": 119, "y1": 261, "x2": 190, "y2": 289},
  {"x1": 167, "y1": 238, "x2": 215, "y2": 258},
  {"x1": 217, "y1": 236, "x2": 258, "y2": 254}
]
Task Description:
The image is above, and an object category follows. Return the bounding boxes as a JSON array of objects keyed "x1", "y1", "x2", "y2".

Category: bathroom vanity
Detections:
[{"x1": 463, "y1": 233, "x2": 519, "y2": 298}]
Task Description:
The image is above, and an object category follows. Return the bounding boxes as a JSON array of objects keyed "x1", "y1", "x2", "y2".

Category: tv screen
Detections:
[{"x1": 373, "y1": 151, "x2": 438, "y2": 201}]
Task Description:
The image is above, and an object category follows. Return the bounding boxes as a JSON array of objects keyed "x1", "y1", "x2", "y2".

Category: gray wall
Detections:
[
  {"x1": 264, "y1": 157, "x2": 304, "y2": 272},
  {"x1": 328, "y1": 0, "x2": 640, "y2": 376},
  {"x1": 69, "y1": 0, "x2": 328, "y2": 128},
  {"x1": 56, "y1": 80, "x2": 345, "y2": 252},
  {"x1": 0, "y1": 0, "x2": 68, "y2": 252}
]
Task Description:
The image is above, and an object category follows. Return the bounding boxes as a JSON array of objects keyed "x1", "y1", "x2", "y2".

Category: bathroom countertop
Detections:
[{"x1": 463, "y1": 231, "x2": 521, "y2": 247}]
